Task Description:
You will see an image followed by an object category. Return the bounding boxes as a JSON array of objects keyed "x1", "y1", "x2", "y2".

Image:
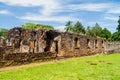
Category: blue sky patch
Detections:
[{"x1": 0, "y1": 0, "x2": 120, "y2": 32}]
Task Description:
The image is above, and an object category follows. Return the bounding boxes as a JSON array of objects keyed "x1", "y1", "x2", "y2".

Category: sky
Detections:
[{"x1": 0, "y1": 0, "x2": 120, "y2": 33}]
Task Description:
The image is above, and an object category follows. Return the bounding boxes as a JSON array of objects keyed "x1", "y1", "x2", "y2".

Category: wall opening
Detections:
[
  {"x1": 55, "y1": 41, "x2": 58, "y2": 54},
  {"x1": 14, "y1": 39, "x2": 21, "y2": 49},
  {"x1": 74, "y1": 37, "x2": 79, "y2": 49},
  {"x1": 87, "y1": 39, "x2": 90, "y2": 48},
  {"x1": 95, "y1": 40, "x2": 98, "y2": 48},
  {"x1": 101, "y1": 40, "x2": 104, "y2": 48},
  {"x1": 44, "y1": 39, "x2": 51, "y2": 52}
]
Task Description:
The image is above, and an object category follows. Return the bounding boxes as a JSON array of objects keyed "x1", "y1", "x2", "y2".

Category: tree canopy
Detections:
[
  {"x1": 111, "y1": 16, "x2": 120, "y2": 41},
  {"x1": 64, "y1": 21, "x2": 113, "y2": 40},
  {"x1": 85, "y1": 26, "x2": 94, "y2": 37},
  {"x1": 21, "y1": 22, "x2": 54, "y2": 30},
  {"x1": 111, "y1": 32, "x2": 120, "y2": 41},
  {"x1": 64, "y1": 21, "x2": 85, "y2": 34},
  {"x1": 116, "y1": 16, "x2": 120, "y2": 32},
  {"x1": 73, "y1": 21, "x2": 85, "y2": 34},
  {"x1": 100, "y1": 28, "x2": 111, "y2": 40},
  {"x1": 64, "y1": 21, "x2": 73, "y2": 33},
  {"x1": 0, "y1": 28, "x2": 8, "y2": 37},
  {"x1": 92, "y1": 23, "x2": 102, "y2": 37}
]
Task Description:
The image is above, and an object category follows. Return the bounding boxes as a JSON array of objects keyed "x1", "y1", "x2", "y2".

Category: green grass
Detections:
[{"x1": 0, "y1": 54, "x2": 120, "y2": 80}]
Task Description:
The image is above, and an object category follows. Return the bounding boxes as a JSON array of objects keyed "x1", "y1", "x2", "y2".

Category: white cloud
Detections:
[
  {"x1": 107, "y1": 8, "x2": 120, "y2": 14},
  {"x1": 0, "y1": 0, "x2": 57, "y2": 7},
  {"x1": 0, "y1": 0, "x2": 114, "y2": 15},
  {"x1": 104, "y1": 16, "x2": 118, "y2": 21},
  {"x1": 6, "y1": 0, "x2": 81, "y2": 23},
  {"x1": 68, "y1": 3, "x2": 112, "y2": 12},
  {"x1": 17, "y1": 13, "x2": 80, "y2": 23},
  {"x1": 0, "y1": 0, "x2": 60, "y2": 16},
  {"x1": 54, "y1": 25, "x2": 66, "y2": 31},
  {"x1": 0, "y1": 10, "x2": 10, "y2": 14},
  {"x1": 14, "y1": 2, "x2": 113, "y2": 23},
  {"x1": 1, "y1": 0, "x2": 118, "y2": 16},
  {"x1": 1, "y1": 0, "x2": 119, "y2": 24},
  {"x1": 104, "y1": 14, "x2": 118, "y2": 21}
]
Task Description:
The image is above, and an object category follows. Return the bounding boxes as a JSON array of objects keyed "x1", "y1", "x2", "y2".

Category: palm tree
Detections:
[{"x1": 64, "y1": 21, "x2": 73, "y2": 32}]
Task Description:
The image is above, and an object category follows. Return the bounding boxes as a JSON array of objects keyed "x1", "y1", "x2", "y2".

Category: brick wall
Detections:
[{"x1": 0, "y1": 52, "x2": 56, "y2": 67}]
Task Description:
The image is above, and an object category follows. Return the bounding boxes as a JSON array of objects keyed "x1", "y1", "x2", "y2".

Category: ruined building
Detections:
[
  {"x1": 0, "y1": 27, "x2": 105, "y2": 56},
  {"x1": 1, "y1": 27, "x2": 120, "y2": 67},
  {"x1": 1, "y1": 27, "x2": 120, "y2": 55}
]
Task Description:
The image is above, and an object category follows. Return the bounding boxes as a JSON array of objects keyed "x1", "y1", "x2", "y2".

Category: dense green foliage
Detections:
[
  {"x1": 85, "y1": 24, "x2": 111, "y2": 40},
  {"x1": 64, "y1": 21, "x2": 85, "y2": 34},
  {"x1": 73, "y1": 21, "x2": 85, "y2": 34},
  {"x1": 116, "y1": 16, "x2": 120, "y2": 32},
  {"x1": 21, "y1": 22, "x2": 54, "y2": 30},
  {"x1": 111, "y1": 16, "x2": 120, "y2": 41},
  {"x1": 0, "y1": 54, "x2": 120, "y2": 80},
  {"x1": 64, "y1": 16, "x2": 120, "y2": 41},
  {"x1": 64, "y1": 21, "x2": 111, "y2": 40},
  {"x1": 64, "y1": 21, "x2": 73, "y2": 33},
  {"x1": 0, "y1": 28, "x2": 8, "y2": 37},
  {"x1": 100, "y1": 28, "x2": 111, "y2": 40},
  {"x1": 86, "y1": 26, "x2": 94, "y2": 36},
  {"x1": 111, "y1": 32, "x2": 120, "y2": 41},
  {"x1": 92, "y1": 23, "x2": 102, "y2": 37}
]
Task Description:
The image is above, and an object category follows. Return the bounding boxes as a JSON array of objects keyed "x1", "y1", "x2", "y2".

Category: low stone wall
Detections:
[
  {"x1": 105, "y1": 41, "x2": 120, "y2": 53},
  {"x1": 0, "y1": 52, "x2": 56, "y2": 67}
]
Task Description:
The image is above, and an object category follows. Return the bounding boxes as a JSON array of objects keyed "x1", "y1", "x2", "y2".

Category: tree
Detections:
[
  {"x1": 73, "y1": 21, "x2": 85, "y2": 34},
  {"x1": 92, "y1": 23, "x2": 102, "y2": 37},
  {"x1": 112, "y1": 16, "x2": 120, "y2": 41},
  {"x1": 21, "y1": 22, "x2": 36, "y2": 30},
  {"x1": 100, "y1": 28, "x2": 111, "y2": 40},
  {"x1": 0, "y1": 28, "x2": 8, "y2": 37},
  {"x1": 116, "y1": 16, "x2": 120, "y2": 32},
  {"x1": 111, "y1": 32, "x2": 120, "y2": 41},
  {"x1": 85, "y1": 26, "x2": 94, "y2": 36},
  {"x1": 64, "y1": 21, "x2": 73, "y2": 32},
  {"x1": 35, "y1": 24, "x2": 54, "y2": 30},
  {"x1": 21, "y1": 22, "x2": 54, "y2": 30}
]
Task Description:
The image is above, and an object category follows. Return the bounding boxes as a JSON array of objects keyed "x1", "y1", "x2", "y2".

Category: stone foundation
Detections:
[{"x1": 0, "y1": 52, "x2": 56, "y2": 67}]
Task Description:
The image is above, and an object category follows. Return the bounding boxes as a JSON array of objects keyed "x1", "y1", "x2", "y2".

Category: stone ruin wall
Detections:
[
  {"x1": 0, "y1": 52, "x2": 55, "y2": 67},
  {"x1": 0, "y1": 27, "x2": 120, "y2": 67},
  {"x1": 59, "y1": 33, "x2": 104, "y2": 57},
  {"x1": 105, "y1": 41, "x2": 120, "y2": 53}
]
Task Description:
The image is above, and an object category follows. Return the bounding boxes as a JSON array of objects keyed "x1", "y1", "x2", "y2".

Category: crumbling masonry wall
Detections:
[
  {"x1": 0, "y1": 52, "x2": 56, "y2": 67},
  {"x1": 2, "y1": 27, "x2": 120, "y2": 67},
  {"x1": 59, "y1": 33, "x2": 104, "y2": 57},
  {"x1": 105, "y1": 41, "x2": 120, "y2": 53}
]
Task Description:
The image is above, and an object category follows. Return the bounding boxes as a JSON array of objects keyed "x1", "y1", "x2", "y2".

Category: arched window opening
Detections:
[
  {"x1": 95, "y1": 40, "x2": 98, "y2": 48},
  {"x1": 74, "y1": 37, "x2": 79, "y2": 49},
  {"x1": 101, "y1": 40, "x2": 104, "y2": 48},
  {"x1": 87, "y1": 39, "x2": 90, "y2": 48}
]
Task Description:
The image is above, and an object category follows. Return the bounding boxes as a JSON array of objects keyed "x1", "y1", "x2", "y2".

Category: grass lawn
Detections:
[{"x1": 0, "y1": 54, "x2": 120, "y2": 80}]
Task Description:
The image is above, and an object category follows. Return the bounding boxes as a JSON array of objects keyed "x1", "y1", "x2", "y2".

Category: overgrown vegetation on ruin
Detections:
[{"x1": 0, "y1": 53, "x2": 120, "y2": 80}]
